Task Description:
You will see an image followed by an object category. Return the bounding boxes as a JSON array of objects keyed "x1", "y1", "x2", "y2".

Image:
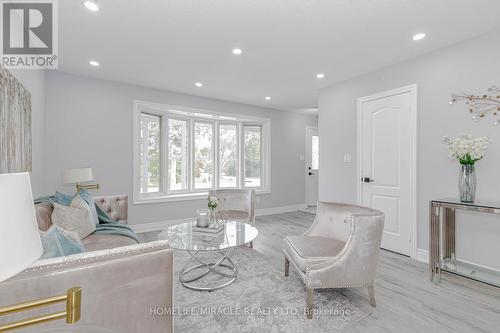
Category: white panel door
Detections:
[
  {"x1": 305, "y1": 127, "x2": 319, "y2": 207},
  {"x1": 359, "y1": 86, "x2": 416, "y2": 256}
]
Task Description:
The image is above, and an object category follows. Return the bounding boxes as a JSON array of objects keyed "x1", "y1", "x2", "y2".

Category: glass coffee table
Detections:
[{"x1": 157, "y1": 220, "x2": 258, "y2": 291}]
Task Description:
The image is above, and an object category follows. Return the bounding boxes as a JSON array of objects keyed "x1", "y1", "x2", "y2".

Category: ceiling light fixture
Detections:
[
  {"x1": 232, "y1": 48, "x2": 242, "y2": 55},
  {"x1": 265, "y1": 96, "x2": 271, "y2": 101},
  {"x1": 316, "y1": 73, "x2": 325, "y2": 79},
  {"x1": 412, "y1": 33, "x2": 426, "y2": 41},
  {"x1": 195, "y1": 82, "x2": 203, "y2": 87},
  {"x1": 83, "y1": 0, "x2": 99, "y2": 12},
  {"x1": 89, "y1": 60, "x2": 100, "y2": 67}
]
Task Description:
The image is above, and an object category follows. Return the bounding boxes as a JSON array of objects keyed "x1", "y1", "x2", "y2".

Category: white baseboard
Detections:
[
  {"x1": 414, "y1": 249, "x2": 500, "y2": 274},
  {"x1": 416, "y1": 249, "x2": 429, "y2": 264},
  {"x1": 256, "y1": 203, "x2": 307, "y2": 216},
  {"x1": 131, "y1": 218, "x2": 193, "y2": 233},
  {"x1": 131, "y1": 203, "x2": 307, "y2": 233}
]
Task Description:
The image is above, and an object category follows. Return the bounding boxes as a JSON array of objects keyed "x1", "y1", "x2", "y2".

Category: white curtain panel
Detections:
[{"x1": 0, "y1": 67, "x2": 32, "y2": 173}]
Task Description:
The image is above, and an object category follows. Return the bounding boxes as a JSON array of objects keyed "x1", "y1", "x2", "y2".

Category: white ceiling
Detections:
[{"x1": 58, "y1": 0, "x2": 500, "y2": 112}]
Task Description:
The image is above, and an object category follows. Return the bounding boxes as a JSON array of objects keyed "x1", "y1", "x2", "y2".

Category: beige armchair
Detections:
[
  {"x1": 208, "y1": 189, "x2": 256, "y2": 246},
  {"x1": 283, "y1": 202, "x2": 385, "y2": 318}
]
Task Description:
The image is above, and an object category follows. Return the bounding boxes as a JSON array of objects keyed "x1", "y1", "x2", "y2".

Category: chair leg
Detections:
[
  {"x1": 306, "y1": 288, "x2": 314, "y2": 319},
  {"x1": 368, "y1": 285, "x2": 376, "y2": 307},
  {"x1": 249, "y1": 240, "x2": 253, "y2": 248},
  {"x1": 284, "y1": 257, "x2": 289, "y2": 277}
]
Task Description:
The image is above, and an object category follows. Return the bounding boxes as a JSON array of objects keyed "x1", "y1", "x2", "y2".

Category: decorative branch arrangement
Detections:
[{"x1": 449, "y1": 86, "x2": 500, "y2": 126}]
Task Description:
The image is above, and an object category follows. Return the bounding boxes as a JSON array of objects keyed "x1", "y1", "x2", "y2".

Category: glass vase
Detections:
[
  {"x1": 209, "y1": 209, "x2": 217, "y2": 227},
  {"x1": 459, "y1": 164, "x2": 476, "y2": 203}
]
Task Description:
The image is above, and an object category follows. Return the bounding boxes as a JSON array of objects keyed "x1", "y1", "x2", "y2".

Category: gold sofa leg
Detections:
[
  {"x1": 284, "y1": 257, "x2": 289, "y2": 277},
  {"x1": 368, "y1": 285, "x2": 376, "y2": 307},
  {"x1": 306, "y1": 288, "x2": 314, "y2": 319},
  {"x1": 0, "y1": 287, "x2": 82, "y2": 332}
]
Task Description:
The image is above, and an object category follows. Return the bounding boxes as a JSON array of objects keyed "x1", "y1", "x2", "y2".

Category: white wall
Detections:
[
  {"x1": 45, "y1": 71, "x2": 317, "y2": 225},
  {"x1": 319, "y1": 28, "x2": 500, "y2": 268},
  {"x1": 9, "y1": 70, "x2": 46, "y2": 197}
]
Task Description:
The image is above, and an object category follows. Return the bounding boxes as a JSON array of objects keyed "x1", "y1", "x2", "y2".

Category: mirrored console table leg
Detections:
[
  {"x1": 429, "y1": 202, "x2": 441, "y2": 281},
  {"x1": 444, "y1": 207, "x2": 456, "y2": 263}
]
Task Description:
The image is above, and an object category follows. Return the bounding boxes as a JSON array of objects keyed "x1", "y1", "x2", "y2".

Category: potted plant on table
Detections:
[{"x1": 443, "y1": 134, "x2": 491, "y2": 203}]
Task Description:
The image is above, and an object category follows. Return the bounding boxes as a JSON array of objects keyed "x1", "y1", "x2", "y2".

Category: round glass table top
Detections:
[{"x1": 158, "y1": 220, "x2": 258, "y2": 251}]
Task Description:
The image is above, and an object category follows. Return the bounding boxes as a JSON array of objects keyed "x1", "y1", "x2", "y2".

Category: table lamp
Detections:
[
  {"x1": 0, "y1": 172, "x2": 43, "y2": 282},
  {"x1": 63, "y1": 167, "x2": 99, "y2": 191}
]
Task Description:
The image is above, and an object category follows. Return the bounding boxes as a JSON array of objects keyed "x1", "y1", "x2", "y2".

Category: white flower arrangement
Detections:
[
  {"x1": 443, "y1": 134, "x2": 491, "y2": 165},
  {"x1": 207, "y1": 196, "x2": 218, "y2": 211}
]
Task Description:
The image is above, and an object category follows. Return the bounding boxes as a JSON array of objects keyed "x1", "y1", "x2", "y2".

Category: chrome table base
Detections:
[{"x1": 179, "y1": 249, "x2": 238, "y2": 291}]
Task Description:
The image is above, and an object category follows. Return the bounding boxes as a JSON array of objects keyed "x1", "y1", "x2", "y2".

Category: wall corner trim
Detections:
[{"x1": 416, "y1": 248, "x2": 429, "y2": 264}]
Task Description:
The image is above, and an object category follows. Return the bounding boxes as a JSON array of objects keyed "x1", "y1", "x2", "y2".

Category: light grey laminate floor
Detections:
[{"x1": 253, "y1": 211, "x2": 500, "y2": 333}]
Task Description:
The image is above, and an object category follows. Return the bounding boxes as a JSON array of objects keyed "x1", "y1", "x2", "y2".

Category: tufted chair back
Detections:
[
  {"x1": 305, "y1": 202, "x2": 382, "y2": 242},
  {"x1": 35, "y1": 195, "x2": 128, "y2": 231}
]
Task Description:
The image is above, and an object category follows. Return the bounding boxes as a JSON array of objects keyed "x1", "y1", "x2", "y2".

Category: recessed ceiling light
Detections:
[
  {"x1": 83, "y1": 0, "x2": 99, "y2": 12},
  {"x1": 316, "y1": 73, "x2": 325, "y2": 79},
  {"x1": 265, "y1": 96, "x2": 271, "y2": 101},
  {"x1": 232, "y1": 48, "x2": 242, "y2": 55},
  {"x1": 412, "y1": 33, "x2": 426, "y2": 41},
  {"x1": 195, "y1": 82, "x2": 203, "y2": 87},
  {"x1": 89, "y1": 60, "x2": 100, "y2": 67}
]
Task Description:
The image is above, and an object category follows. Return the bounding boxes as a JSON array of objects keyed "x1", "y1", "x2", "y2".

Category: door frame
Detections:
[
  {"x1": 356, "y1": 84, "x2": 418, "y2": 259},
  {"x1": 305, "y1": 126, "x2": 319, "y2": 207}
]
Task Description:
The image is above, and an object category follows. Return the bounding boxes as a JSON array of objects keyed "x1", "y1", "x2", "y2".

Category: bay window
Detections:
[{"x1": 134, "y1": 101, "x2": 270, "y2": 203}]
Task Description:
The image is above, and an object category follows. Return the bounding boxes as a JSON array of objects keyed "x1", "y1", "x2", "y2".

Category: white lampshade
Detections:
[
  {"x1": 63, "y1": 167, "x2": 94, "y2": 184},
  {"x1": 0, "y1": 172, "x2": 43, "y2": 282}
]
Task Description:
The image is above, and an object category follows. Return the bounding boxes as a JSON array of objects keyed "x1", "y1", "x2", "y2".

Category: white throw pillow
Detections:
[{"x1": 51, "y1": 201, "x2": 96, "y2": 240}]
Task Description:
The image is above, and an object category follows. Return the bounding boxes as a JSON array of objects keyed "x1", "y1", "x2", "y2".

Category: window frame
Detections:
[
  {"x1": 135, "y1": 111, "x2": 166, "y2": 197},
  {"x1": 218, "y1": 121, "x2": 240, "y2": 189},
  {"x1": 166, "y1": 115, "x2": 190, "y2": 195},
  {"x1": 242, "y1": 123, "x2": 264, "y2": 189},
  {"x1": 192, "y1": 120, "x2": 216, "y2": 192},
  {"x1": 133, "y1": 100, "x2": 271, "y2": 204}
]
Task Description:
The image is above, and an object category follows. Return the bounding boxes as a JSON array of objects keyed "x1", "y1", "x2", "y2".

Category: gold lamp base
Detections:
[{"x1": 76, "y1": 183, "x2": 100, "y2": 191}]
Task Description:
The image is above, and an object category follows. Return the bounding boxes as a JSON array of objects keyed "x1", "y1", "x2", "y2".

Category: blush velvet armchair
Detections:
[
  {"x1": 283, "y1": 202, "x2": 385, "y2": 318},
  {"x1": 209, "y1": 189, "x2": 256, "y2": 247}
]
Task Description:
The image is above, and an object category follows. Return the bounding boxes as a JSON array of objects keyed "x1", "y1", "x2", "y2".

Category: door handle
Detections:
[
  {"x1": 309, "y1": 172, "x2": 315, "y2": 176},
  {"x1": 361, "y1": 177, "x2": 374, "y2": 183}
]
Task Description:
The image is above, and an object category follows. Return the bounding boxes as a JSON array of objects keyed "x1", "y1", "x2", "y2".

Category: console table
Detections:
[{"x1": 429, "y1": 198, "x2": 500, "y2": 287}]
